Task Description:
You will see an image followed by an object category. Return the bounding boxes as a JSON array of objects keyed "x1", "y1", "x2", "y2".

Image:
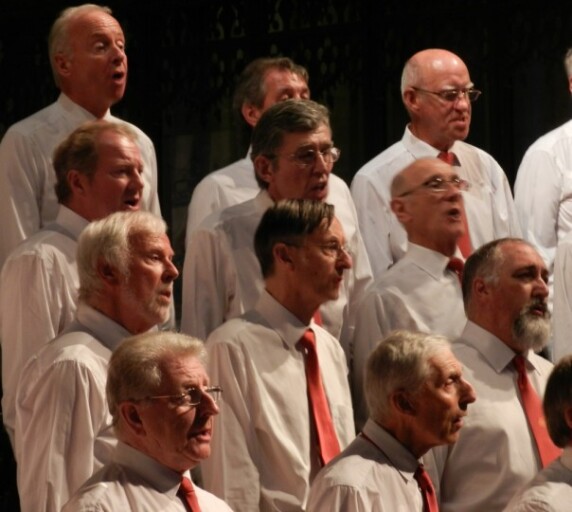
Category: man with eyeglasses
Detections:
[
  {"x1": 62, "y1": 331, "x2": 233, "y2": 512},
  {"x1": 351, "y1": 48, "x2": 520, "y2": 279},
  {"x1": 202, "y1": 199, "x2": 355, "y2": 511},
  {"x1": 186, "y1": 56, "x2": 310, "y2": 242},
  {"x1": 181, "y1": 99, "x2": 372, "y2": 358},
  {"x1": 14, "y1": 210, "x2": 178, "y2": 512},
  {"x1": 352, "y1": 158, "x2": 470, "y2": 428}
]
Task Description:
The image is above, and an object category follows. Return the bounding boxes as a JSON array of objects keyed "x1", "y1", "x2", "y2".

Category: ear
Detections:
[
  {"x1": 119, "y1": 402, "x2": 146, "y2": 436},
  {"x1": 241, "y1": 102, "x2": 263, "y2": 128},
  {"x1": 253, "y1": 154, "x2": 274, "y2": 188},
  {"x1": 564, "y1": 406, "x2": 572, "y2": 430},
  {"x1": 67, "y1": 169, "x2": 89, "y2": 197},
  {"x1": 568, "y1": 77, "x2": 572, "y2": 96},
  {"x1": 402, "y1": 88, "x2": 419, "y2": 115},
  {"x1": 472, "y1": 276, "x2": 489, "y2": 300},
  {"x1": 390, "y1": 197, "x2": 410, "y2": 224},
  {"x1": 392, "y1": 390, "x2": 416, "y2": 416},
  {"x1": 96, "y1": 259, "x2": 120, "y2": 286},
  {"x1": 273, "y1": 242, "x2": 294, "y2": 269},
  {"x1": 53, "y1": 52, "x2": 72, "y2": 79}
]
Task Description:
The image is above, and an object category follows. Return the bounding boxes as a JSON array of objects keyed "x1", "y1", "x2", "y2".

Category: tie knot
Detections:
[
  {"x1": 438, "y1": 151, "x2": 457, "y2": 165},
  {"x1": 299, "y1": 329, "x2": 316, "y2": 351},
  {"x1": 513, "y1": 354, "x2": 527, "y2": 376},
  {"x1": 179, "y1": 476, "x2": 195, "y2": 494},
  {"x1": 447, "y1": 257, "x2": 464, "y2": 274}
]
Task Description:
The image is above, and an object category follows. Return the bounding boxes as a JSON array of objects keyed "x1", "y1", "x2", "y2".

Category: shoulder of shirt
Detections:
[
  {"x1": 352, "y1": 140, "x2": 406, "y2": 180},
  {"x1": 196, "y1": 196, "x2": 259, "y2": 232},
  {"x1": 3, "y1": 229, "x2": 72, "y2": 262},
  {"x1": 206, "y1": 315, "x2": 262, "y2": 346},
  {"x1": 524, "y1": 119, "x2": 572, "y2": 153},
  {"x1": 2, "y1": 101, "x2": 62, "y2": 138}
]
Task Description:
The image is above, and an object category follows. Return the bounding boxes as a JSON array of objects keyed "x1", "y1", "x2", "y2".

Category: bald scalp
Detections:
[{"x1": 390, "y1": 158, "x2": 451, "y2": 198}]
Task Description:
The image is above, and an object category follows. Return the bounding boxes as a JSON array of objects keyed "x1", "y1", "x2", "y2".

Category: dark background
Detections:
[{"x1": 1, "y1": 1, "x2": 572, "y2": 509}]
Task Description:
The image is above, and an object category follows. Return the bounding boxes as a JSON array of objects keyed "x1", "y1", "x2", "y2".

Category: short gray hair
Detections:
[
  {"x1": 365, "y1": 330, "x2": 451, "y2": 423},
  {"x1": 48, "y1": 4, "x2": 113, "y2": 87},
  {"x1": 77, "y1": 211, "x2": 167, "y2": 302},
  {"x1": 250, "y1": 99, "x2": 330, "y2": 189},
  {"x1": 107, "y1": 331, "x2": 207, "y2": 428},
  {"x1": 544, "y1": 355, "x2": 572, "y2": 447}
]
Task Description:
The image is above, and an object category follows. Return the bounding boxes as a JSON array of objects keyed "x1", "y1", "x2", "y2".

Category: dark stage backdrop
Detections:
[{"x1": 1, "y1": 1, "x2": 572, "y2": 509}]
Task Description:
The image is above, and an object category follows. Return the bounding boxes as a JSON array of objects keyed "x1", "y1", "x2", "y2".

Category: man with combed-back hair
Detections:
[
  {"x1": 0, "y1": 3, "x2": 160, "y2": 270},
  {"x1": 430, "y1": 237, "x2": 560, "y2": 511},
  {"x1": 505, "y1": 354, "x2": 572, "y2": 511},
  {"x1": 307, "y1": 330, "x2": 475, "y2": 511},
  {"x1": 203, "y1": 198, "x2": 355, "y2": 511},
  {"x1": 0, "y1": 119, "x2": 144, "y2": 446},
  {"x1": 62, "y1": 331, "x2": 232, "y2": 512},
  {"x1": 182, "y1": 99, "x2": 372, "y2": 357},
  {"x1": 185, "y1": 56, "x2": 310, "y2": 241},
  {"x1": 14, "y1": 210, "x2": 178, "y2": 512}
]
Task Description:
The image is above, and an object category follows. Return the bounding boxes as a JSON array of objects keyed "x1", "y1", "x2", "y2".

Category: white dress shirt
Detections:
[
  {"x1": 514, "y1": 120, "x2": 572, "y2": 295},
  {"x1": 0, "y1": 93, "x2": 161, "y2": 269},
  {"x1": 552, "y1": 231, "x2": 572, "y2": 361},
  {"x1": 352, "y1": 243, "x2": 466, "y2": 428},
  {"x1": 504, "y1": 446, "x2": 572, "y2": 512},
  {"x1": 0, "y1": 205, "x2": 87, "y2": 444},
  {"x1": 429, "y1": 321, "x2": 555, "y2": 512},
  {"x1": 14, "y1": 303, "x2": 135, "y2": 512},
  {"x1": 181, "y1": 183, "x2": 373, "y2": 356},
  {"x1": 62, "y1": 441, "x2": 233, "y2": 512},
  {"x1": 306, "y1": 419, "x2": 427, "y2": 512},
  {"x1": 185, "y1": 152, "x2": 258, "y2": 244},
  {"x1": 350, "y1": 126, "x2": 521, "y2": 278},
  {"x1": 202, "y1": 290, "x2": 355, "y2": 512}
]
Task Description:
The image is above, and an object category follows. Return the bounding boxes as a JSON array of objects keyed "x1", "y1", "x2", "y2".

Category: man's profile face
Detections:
[
  {"x1": 135, "y1": 355, "x2": 219, "y2": 472},
  {"x1": 81, "y1": 130, "x2": 144, "y2": 220},
  {"x1": 410, "y1": 348, "x2": 476, "y2": 451},
  {"x1": 119, "y1": 232, "x2": 178, "y2": 333},
  {"x1": 59, "y1": 10, "x2": 127, "y2": 115}
]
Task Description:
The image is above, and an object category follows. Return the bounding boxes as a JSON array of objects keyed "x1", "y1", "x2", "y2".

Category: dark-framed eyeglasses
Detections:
[
  {"x1": 398, "y1": 176, "x2": 470, "y2": 197},
  {"x1": 412, "y1": 87, "x2": 482, "y2": 103},
  {"x1": 134, "y1": 386, "x2": 223, "y2": 408},
  {"x1": 267, "y1": 147, "x2": 341, "y2": 169}
]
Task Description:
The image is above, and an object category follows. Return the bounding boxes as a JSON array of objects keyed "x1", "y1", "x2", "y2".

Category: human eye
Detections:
[
  {"x1": 425, "y1": 177, "x2": 444, "y2": 190},
  {"x1": 295, "y1": 149, "x2": 316, "y2": 165},
  {"x1": 439, "y1": 89, "x2": 460, "y2": 101}
]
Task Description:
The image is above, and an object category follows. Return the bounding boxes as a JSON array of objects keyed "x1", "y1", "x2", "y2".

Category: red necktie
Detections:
[
  {"x1": 178, "y1": 476, "x2": 202, "y2": 512},
  {"x1": 437, "y1": 151, "x2": 472, "y2": 258},
  {"x1": 298, "y1": 328, "x2": 341, "y2": 465},
  {"x1": 513, "y1": 355, "x2": 561, "y2": 467},
  {"x1": 414, "y1": 464, "x2": 439, "y2": 512},
  {"x1": 447, "y1": 257, "x2": 464, "y2": 284}
]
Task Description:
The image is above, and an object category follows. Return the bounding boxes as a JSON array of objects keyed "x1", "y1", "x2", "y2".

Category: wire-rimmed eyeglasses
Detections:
[
  {"x1": 267, "y1": 147, "x2": 341, "y2": 169},
  {"x1": 412, "y1": 87, "x2": 482, "y2": 103},
  {"x1": 133, "y1": 386, "x2": 223, "y2": 408},
  {"x1": 398, "y1": 176, "x2": 470, "y2": 197}
]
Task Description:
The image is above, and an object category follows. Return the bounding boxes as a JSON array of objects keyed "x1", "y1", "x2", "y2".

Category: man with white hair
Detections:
[
  {"x1": 431, "y1": 238, "x2": 560, "y2": 511},
  {"x1": 307, "y1": 330, "x2": 475, "y2": 512},
  {"x1": 14, "y1": 210, "x2": 178, "y2": 512},
  {"x1": 0, "y1": 3, "x2": 160, "y2": 268}
]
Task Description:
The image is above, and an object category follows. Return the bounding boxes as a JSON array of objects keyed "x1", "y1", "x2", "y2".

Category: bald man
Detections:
[{"x1": 351, "y1": 48, "x2": 520, "y2": 277}]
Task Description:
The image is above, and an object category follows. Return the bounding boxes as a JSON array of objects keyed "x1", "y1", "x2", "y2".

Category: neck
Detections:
[
  {"x1": 409, "y1": 122, "x2": 452, "y2": 152},
  {"x1": 265, "y1": 280, "x2": 318, "y2": 325}
]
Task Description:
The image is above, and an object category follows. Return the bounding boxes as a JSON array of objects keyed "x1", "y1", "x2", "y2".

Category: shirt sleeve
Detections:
[
  {"x1": 552, "y1": 237, "x2": 572, "y2": 361},
  {"x1": 15, "y1": 356, "x2": 109, "y2": 512},
  {"x1": 180, "y1": 226, "x2": 238, "y2": 339},
  {"x1": 201, "y1": 338, "x2": 261, "y2": 510},
  {"x1": 0, "y1": 128, "x2": 46, "y2": 268},
  {"x1": 306, "y1": 481, "x2": 376, "y2": 512}
]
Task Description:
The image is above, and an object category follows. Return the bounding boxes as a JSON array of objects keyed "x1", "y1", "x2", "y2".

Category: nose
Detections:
[
  {"x1": 131, "y1": 169, "x2": 144, "y2": 191},
  {"x1": 454, "y1": 92, "x2": 470, "y2": 111},
  {"x1": 111, "y1": 43, "x2": 126, "y2": 63},
  {"x1": 313, "y1": 151, "x2": 333, "y2": 175},
  {"x1": 460, "y1": 378, "x2": 477, "y2": 408},
  {"x1": 533, "y1": 274, "x2": 549, "y2": 299},
  {"x1": 199, "y1": 391, "x2": 220, "y2": 416},
  {"x1": 163, "y1": 258, "x2": 179, "y2": 282},
  {"x1": 337, "y1": 246, "x2": 353, "y2": 270}
]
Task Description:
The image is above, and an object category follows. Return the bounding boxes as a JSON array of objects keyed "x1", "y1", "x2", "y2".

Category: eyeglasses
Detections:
[
  {"x1": 312, "y1": 241, "x2": 351, "y2": 258},
  {"x1": 135, "y1": 386, "x2": 223, "y2": 408},
  {"x1": 268, "y1": 147, "x2": 341, "y2": 169},
  {"x1": 412, "y1": 87, "x2": 482, "y2": 103},
  {"x1": 398, "y1": 176, "x2": 470, "y2": 197}
]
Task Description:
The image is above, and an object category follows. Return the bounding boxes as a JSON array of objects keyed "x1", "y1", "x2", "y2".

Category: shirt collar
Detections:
[
  {"x1": 362, "y1": 419, "x2": 420, "y2": 482},
  {"x1": 255, "y1": 289, "x2": 314, "y2": 350},
  {"x1": 55, "y1": 205, "x2": 90, "y2": 241},
  {"x1": 403, "y1": 125, "x2": 462, "y2": 162},
  {"x1": 459, "y1": 320, "x2": 540, "y2": 373},
  {"x1": 406, "y1": 243, "x2": 461, "y2": 280},
  {"x1": 57, "y1": 92, "x2": 111, "y2": 123}
]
